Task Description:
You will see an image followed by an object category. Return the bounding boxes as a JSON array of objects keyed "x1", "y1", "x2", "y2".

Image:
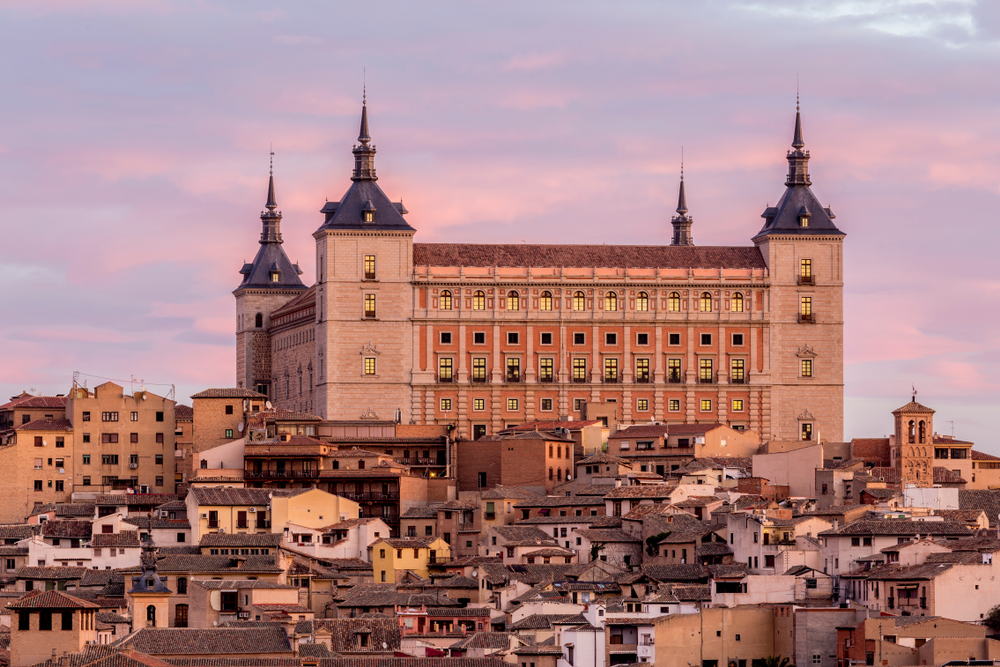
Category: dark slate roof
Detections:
[
  {"x1": 640, "y1": 564, "x2": 708, "y2": 583},
  {"x1": 413, "y1": 244, "x2": 766, "y2": 269},
  {"x1": 190, "y1": 388, "x2": 268, "y2": 400},
  {"x1": 818, "y1": 519, "x2": 972, "y2": 537},
  {"x1": 319, "y1": 181, "x2": 414, "y2": 233},
  {"x1": 189, "y1": 487, "x2": 305, "y2": 506},
  {"x1": 115, "y1": 626, "x2": 292, "y2": 655}
]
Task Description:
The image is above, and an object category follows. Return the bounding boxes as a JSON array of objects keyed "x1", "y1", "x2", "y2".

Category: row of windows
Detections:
[
  {"x1": 438, "y1": 396, "x2": 750, "y2": 414},
  {"x1": 80, "y1": 411, "x2": 165, "y2": 422},
  {"x1": 71, "y1": 433, "x2": 166, "y2": 445},
  {"x1": 432, "y1": 357, "x2": 802, "y2": 381},
  {"x1": 439, "y1": 331, "x2": 748, "y2": 348},
  {"x1": 437, "y1": 290, "x2": 752, "y2": 313}
]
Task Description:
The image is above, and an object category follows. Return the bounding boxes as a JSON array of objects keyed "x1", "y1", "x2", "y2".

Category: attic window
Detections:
[
  {"x1": 364, "y1": 211, "x2": 374, "y2": 223},
  {"x1": 269, "y1": 271, "x2": 281, "y2": 282},
  {"x1": 799, "y1": 215, "x2": 810, "y2": 228}
]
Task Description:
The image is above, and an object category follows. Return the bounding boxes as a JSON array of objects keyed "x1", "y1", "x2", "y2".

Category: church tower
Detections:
[
  {"x1": 891, "y1": 396, "x2": 935, "y2": 487},
  {"x1": 670, "y1": 168, "x2": 694, "y2": 246},
  {"x1": 313, "y1": 97, "x2": 416, "y2": 421},
  {"x1": 753, "y1": 101, "x2": 845, "y2": 443},
  {"x1": 234, "y1": 163, "x2": 307, "y2": 399}
]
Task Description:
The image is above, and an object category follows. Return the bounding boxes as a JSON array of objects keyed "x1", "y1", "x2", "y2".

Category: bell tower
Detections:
[{"x1": 891, "y1": 395, "x2": 935, "y2": 487}]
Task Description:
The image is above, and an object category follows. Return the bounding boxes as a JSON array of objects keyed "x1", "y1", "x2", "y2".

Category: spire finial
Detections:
[
  {"x1": 792, "y1": 84, "x2": 805, "y2": 150},
  {"x1": 676, "y1": 147, "x2": 688, "y2": 216},
  {"x1": 269, "y1": 143, "x2": 273, "y2": 176},
  {"x1": 363, "y1": 68, "x2": 366, "y2": 106},
  {"x1": 358, "y1": 78, "x2": 371, "y2": 146},
  {"x1": 265, "y1": 150, "x2": 277, "y2": 211}
]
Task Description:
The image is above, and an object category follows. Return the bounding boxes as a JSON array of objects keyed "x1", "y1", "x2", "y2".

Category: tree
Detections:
[
  {"x1": 646, "y1": 532, "x2": 671, "y2": 557},
  {"x1": 589, "y1": 541, "x2": 606, "y2": 562},
  {"x1": 752, "y1": 656, "x2": 792, "y2": 667},
  {"x1": 984, "y1": 604, "x2": 1000, "y2": 635}
]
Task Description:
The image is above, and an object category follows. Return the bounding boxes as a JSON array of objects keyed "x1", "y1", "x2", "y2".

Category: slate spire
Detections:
[
  {"x1": 670, "y1": 151, "x2": 694, "y2": 246},
  {"x1": 260, "y1": 152, "x2": 282, "y2": 244},
  {"x1": 352, "y1": 89, "x2": 377, "y2": 181},
  {"x1": 786, "y1": 94, "x2": 810, "y2": 187}
]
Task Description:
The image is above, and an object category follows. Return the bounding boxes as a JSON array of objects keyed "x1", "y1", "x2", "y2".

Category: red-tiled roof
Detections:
[
  {"x1": 972, "y1": 450, "x2": 1000, "y2": 461},
  {"x1": 413, "y1": 243, "x2": 767, "y2": 269},
  {"x1": 850, "y1": 438, "x2": 890, "y2": 463},
  {"x1": 8, "y1": 590, "x2": 98, "y2": 609},
  {"x1": 611, "y1": 425, "x2": 670, "y2": 438},
  {"x1": 16, "y1": 418, "x2": 72, "y2": 431},
  {"x1": 190, "y1": 388, "x2": 267, "y2": 399},
  {"x1": 0, "y1": 395, "x2": 67, "y2": 411},
  {"x1": 174, "y1": 405, "x2": 194, "y2": 421},
  {"x1": 504, "y1": 420, "x2": 601, "y2": 432}
]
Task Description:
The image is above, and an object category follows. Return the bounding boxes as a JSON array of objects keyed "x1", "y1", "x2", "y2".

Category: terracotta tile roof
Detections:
[
  {"x1": 973, "y1": 450, "x2": 1000, "y2": 460},
  {"x1": 0, "y1": 395, "x2": 67, "y2": 410},
  {"x1": 958, "y1": 490, "x2": 1000, "y2": 527},
  {"x1": 641, "y1": 563, "x2": 708, "y2": 582},
  {"x1": 577, "y1": 452, "x2": 631, "y2": 466},
  {"x1": 123, "y1": 518, "x2": 191, "y2": 530},
  {"x1": 40, "y1": 520, "x2": 93, "y2": 539},
  {"x1": 573, "y1": 529, "x2": 637, "y2": 543},
  {"x1": 374, "y1": 538, "x2": 433, "y2": 549},
  {"x1": 8, "y1": 589, "x2": 99, "y2": 609},
  {"x1": 199, "y1": 533, "x2": 282, "y2": 548},
  {"x1": 115, "y1": 626, "x2": 292, "y2": 655},
  {"x1": 31, "y1": 502, "x2": 96, "y2": 518},
  {"x1": 708, "y1": 563, "x2": 752, "y2": 579},
  {"x1": 305, "y1": 617, "x2": 401, "y2": 653},
  {"x1": 91, "y1": 531, "x2": 141, "y2": 548},
  {"x1": 491, "y1": 526, "x2": 553, "y2": 542},
  {"x1": 190, "y1": 388, "x2": 268, "y2": 400},
  {"x1": 478, "y1": 563, "x2": 579, "y2": 586},
  {"x1": 517, "y1": 515, "x2": 605, "y2": 526},
  {"x1": 480, "y1": 485, "x2": 540, "y2": 500},
  {"x1": 819, "y1": 519, "x2": 972, "y2": 537},
  {"x1": 174, "y1": 404, "x2": 194, "y2": 421},
  {"x1": 503, "y1": 420, "x2": 601, "y2": 432},
  {"x1": 933, "y1": 467, "x2": 967, "y2": 484},
  {"x1": 121, "y1": 554, "x2": 283, "y2": 574},
  {"x1": 16, "y1": 418, "x2": 73, "y2": 431},
  {"x1": 664, "y1": 583, "x2": 712, "y2": 601},
  {"x1": 610, "y1": 425, "x2": 670, "y2": 439},
  {"x1": 603, "y1": 484, "x2": 677, "y2": 499},
  {"x1": 509, "y1": 613, "x2": 587, "y2": 630},
  {"x1": 189, "y1": 487, "x2": 305, "y2": 506},
  {"x1": 96, "y1": 611, "x2": 130, "y2": 624},
  {"x1": 893, "y1": 400, "x2": 935, "y2": 414},
  {"x1": 0, "y1": 545, "x2": 27, "y2": 555},
  {"x1": 413, "y1": 243, "x2": 766, "y2": 269},
  {"x1": 195, "y1": 581, "x2": 296, "y2": 590},
  {"x1": 322, "y1": 518, "x2": 384, "y2": 531},
  {"x1": 15, "y1": 565, "x2": 91, "y2": 580},
  {"x1": 513, "y1": 495, "x2": 603, "y2": 508},
  {"x1": 335, "y1": 584, "x2": 461, "y2": 609},
  {"x1": 96, "y1": 494, "x2": 180, "y2": 507},
  {"x1": 449, "y1": 632, "x2": 519, "y2": 650}
]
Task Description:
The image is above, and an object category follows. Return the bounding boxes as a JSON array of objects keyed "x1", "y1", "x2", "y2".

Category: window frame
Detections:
[{"x1": 439, "y1": 290, "x2": 452, "y2": 310}]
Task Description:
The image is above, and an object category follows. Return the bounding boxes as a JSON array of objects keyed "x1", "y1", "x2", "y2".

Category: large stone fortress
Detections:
[{"x1": 234, "y1": 99, "x2": 845, "y2": 443}]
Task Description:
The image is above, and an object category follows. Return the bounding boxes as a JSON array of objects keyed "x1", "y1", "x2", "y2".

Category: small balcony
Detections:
[
  {"x1": 340, "y1": 492, "x2": 400, "y2": 502},
  {"x1": 635, "y1": 376, "x2": 650, "y2": 384},
  {"x1": 699, "y1": 377, "x2": 714, "y2": 384},
  {"x1": 667, "y1": 374, "x2": 682, "y2": 384},
  {"x1": 438, "y1": 375, "x2": 453, "y2": 384},
  {"x1": 244, "y1": 469, "x2": 319, "y2": 480},
  {"x1": 798, "y1": 275, "x2": 814, "y2": 285},
  {"x1": 799, "y1": 313, "x2": 815, "y2": 323},
  {"x1": 471, "y1": 376, "x2": 488, "y2": 384},
  {"x1": 506, "y1": 374, "x2": 521, "y2": 383},
  {"x1": 603, "y1": 376, "x2": 619, "y2": 384},
  {"x1": 538, "y1": 376, "x2": 554, "y2": 383},
  {"x1": 484, "y1": 512, "x2": 496, "y2": 521},
  {"x1": 572, "y1": 377, "x2": 587, "y2": 384},
  {"x1": 730, "y1": 377, "x2": 746, "y2": 385}
]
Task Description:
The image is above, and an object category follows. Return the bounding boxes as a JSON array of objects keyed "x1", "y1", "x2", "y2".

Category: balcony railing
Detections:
[
  {"x1": 458, "y1": 523, "x2": 477, "y2": 532},
  {"x1": 667, "y1": 375, "x2": 682, "y2": 384},
  {"x1": 539, "y1": 376, "x2": 554, "y2": 383},
  {"x1": 699, "y1": 377, "x2": 714, "y2": 384},
  {"x1": 396, "y1": 458, "x2": 438, "y2": 466},
  {"x1": 603, "y1": 377, "x2": 619, "y2": 384},
  {"x1": 730, "y1": 377, "x2": 746, "y2": 385},
  {"x1": 244, "y1": 470, "x2": 319, "y2": 480},
  {"x1": 471, "y1": 376, "x2": 488, "y2": 383},
  {"x1": 572, "y1": 377, "x2": 587, "y2": 383},
  {"x1": 635, "y1": 376, "x2": 650, "y2": 384},
  {"x1": 798, "y1": 275, "x2": 814, "y2": 285},
  {"x1": 799, "y1": 313, "x2": 814, "y2": 323},
  {"x1": 506, "y1": 374, "x2": 521, "y2": 383},
  {"x1": 438, "y1": 376, "x2": 453, "y2": 383},
  {"x1": 340, "y1": 492, "x2": 400, "y2": 502},
  {"x1": 484, "y1": 512, "x2": 495, "y2": 521}
]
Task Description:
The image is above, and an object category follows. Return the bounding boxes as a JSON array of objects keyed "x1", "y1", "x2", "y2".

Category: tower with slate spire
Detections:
[
  {"x1": 753, "y1": 98, "x2": 845, "y2": 443},
  {"x1": 126, "y1": 534, "x2": 172, "y2": 628},
  {"x1": 670, "y1": 162, "x2": 694, "y2": 246},
  {"x1": 234, "y1": 158, "x2": 307, "y2": 399},
  {"x1": 313, "y1": 94, "x2": 416, "y2": 422}
]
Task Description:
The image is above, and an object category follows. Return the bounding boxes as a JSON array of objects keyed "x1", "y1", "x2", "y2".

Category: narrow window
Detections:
[
  {"x1": 473, "y1": 291, "x2": 486, "y2": 310},
  {"x1": 472, "y1": 358, "x2": 487, "y2": 382},
  {"x1": 636, "y1": 358, "x2": 649, "y2": 382},
  {"x1": 364, "y1": 294, "x2": 376, "y2": 318},
  {"x1": 364, "y1": 255, "x2": 376, "y2": 280},
  {"x1": 800, "y1": 296, "x2": 812, "y2": 321},
  {"x1": 572, "y1": 358, "x2": 587, "y2": 382},
  {"x1": 604, "y1": 358, "x2": 618, "y2": 382},
  {"x1": 731, "y1": 359, "x2": 745, "y2": 383},
  {"x1": 439, "y1": 290, "x2": 452, "y2": 310},
  {"x1": 668, "y1": 292, "x2": 681, "y2": 312},
  {"x1": 700, "y1": 292, "x2": 713, "y2": 312},
  {"x1": 506, "y1": 358, "x2": 520, "y2": 382},
  {"x1": 667, "y1": 358, "x2": 681, "y2": 383},
  {"x1": 438, "y1": 358, "x2": 453, "y2": 382},
  {"x1": 731, "y1": 292, "x2": 744, "y2": 312},
  {"x1": 800, "y1": 258, "x2": 812, "y2": 283},
  {"x1": 801, "y1": 359, "x2": 813, "y2": 377},
  {"x1": 573, "y1": 291, "x2": 586, "y2": 311},
  {"x1": 802, "y1": 423, "x2": 813, "y2": 441},
  {"x1": 364, "y1": 358, "x2": 376, "y2": 375},
  {"x1": 539, "y1": 358, "x2": 553, "y2": 381},
  {"x1": 699, "y1": 358, "x2": 714, "y2": 383},
  {"x1": 507, "y1": 292, "x2": 520, "y2": 311},
  {"x1": 604, "y1": 292, "x2": 617, "y2": 311}
]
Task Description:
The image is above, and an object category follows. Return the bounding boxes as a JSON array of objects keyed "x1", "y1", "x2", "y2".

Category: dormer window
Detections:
[
  {"x1": 269, "y1": 271, "x2": 281, "y2": 282},
  {"x1": 362, "y1": 199, "x2": 376, "y2": 223},
  {"x1": 799, "y1": 215, "x2": 810, "y2": 228},
  {"x1": 364, "y1": 211, "x2": 374, "y2": 223}
]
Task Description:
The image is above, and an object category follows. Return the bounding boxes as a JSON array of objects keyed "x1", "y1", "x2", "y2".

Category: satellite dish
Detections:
[
  {"x1": 142, "y1": 393, "x2": 147, "y2": 400},
  {"x1": 237, "y1": 422, "x2": 245, "y2": 433},
  {"x1": 382, "y1": 642, "x2": 388, "y2": 650},
  {"x1": 265, "y1": 401, "x2": 273, "y2": 409}
]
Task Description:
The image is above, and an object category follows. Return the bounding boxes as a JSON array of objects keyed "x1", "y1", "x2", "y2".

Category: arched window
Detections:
[
  {"x1": 255, "y1": 313, "x2": 263, "y2": 328},
  {"x1": 440, "y1": 290, "x2": 452, "y2": 310},
  {"x1": 605, "y1": 292, "x2": 617, "y2": 311},
  {"x1": 146, "y1": 605, "x2": 156, "y2": 627},
  {"x1": 473, "y1": 291, "x2": 486, "y2": 310},
  {"x1": 918, "y1": 420, "x2": 926, "y2": 444},
  {"x1": 507, "y1": 292, "x2": 520, "y2": 311},
  {"x1": 540, "y1": 291, "x2": 553, "y2": 311},
  {"x1": 636, "y1": 292, "x2": 648, "y2": 312},
  {"x1": 668, "y1": 292, "x2": 681, "y2": 312},
  {"x1": 573, "y1": 292, "x2": 586, "y2": 311},
  {"x1": 700, "y1": 292, "x2": 713, "y2": 312},
  {"x1": 908, "y1": 420, "x2": 916, "y2": 444},
  {"x1": 731, "y1": 292, "x2": 744, "y2": 312}
]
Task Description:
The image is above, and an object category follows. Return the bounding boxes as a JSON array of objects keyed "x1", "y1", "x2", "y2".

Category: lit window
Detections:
[
  {"x1": 732, "y1": 399, "x2": 744, "y2": 412},
  {"x1": 539, "y1": 358, "x2": 553, "y2": 381},
  {"x1": 573, "y1": 398, "x2": 584, "y2": 411},
  {"x1": 573, "y1": 291, "x2": 586, "y2": 311},
  {"x1": 572, "y1": 358, "x2": 587, "y2": 382},
  {"x1": 473, "y1": 291, "x2": 486, "y2": 310},
  {"x1": 700, "y1": 292, "x2": 713, "y2": 312},
  {"x1": 699, "y1": 359, "x2": 714, "y2": 383},
  {"x1": 604, "y1": 358, "x2": 618, "y2": 382},
  {"x1": 506, "y1": 358, "x2": 520, "y2": 382},
  {"x1": 731, "y1": 359, "x2": 745, "y2": 383},
  {"x1": 473, "y1": 398, "x2": 485, "y2": 411},
  {"x1": 440, "y1": 290, "x2": 452, "y2": 310},
  {"x1": 604, "y1": 292, "x2": 617, "y2": 311},
  {"x1": 438, "y1": 358, "x2": 453, "y2": 382},
  {"x1": 472, "y1": 358, "x2": 487, "y2": 382},
  {"x1": 668, "y1": 358, "x2": 681, "y2": 383},
  {"x1": 507, "y1": 398, "x2": 519, "y2": 411},
  {"x1": 269, "y1": 271, "x2": 280, "y2": 282},
  {"x1": 802, "y1": 423, "x2": 813, "y2": 441},
  {"x1": 801, "y1": 359, "x2": 813, "y2": 377},
  {"x1": 636, "y1": 292, "x2": 648, "y2": 312},
  {"x1": 668, "y1": 399, "x2": 680, "y2": 412},
  {"x1": 637, "y1": 399, "x2": 649, "y2": 411},
  {"x1": 364, "y1": 255, "x2": 376, "y2": 280},
  {"x1": 540, "y1": 398, "x2": 553, "y2": 411},
  {"x1": 540, "y1": 291, "x2": 552, "y2": 311},
  {"x1": 364, "y1": 358, "x2": 376, "y2": 376},
  {"x1": 700, "y1": 399, "x2": 712, "y2": 412},
  {"x1": 731, "y1": 292, "x2": 744, "y2": 312},
  {"x1": 799, "y1": 213, "x2": 809, "y2": 227},
  {"x1": 668, "y1": 292, "x2": 681, "y2": 312},
  {"x1": 800, "y1": 296, "x2": 812, "y2": 320},
  {"x1": 364, "y1": 294, "x2": 376, "y2": 318},
  {"x1": 801, "y1": 259, "x2": 812, "y2": 281},
  {"x1": 507, "y1": 292, "x2": 520, "y2": 311},
  {"x1": 440, "y1": 398, "x2": 452, "y2": 412},
  {"x1": 636, "y1": 358, "x2": 649, "y2": 382}
]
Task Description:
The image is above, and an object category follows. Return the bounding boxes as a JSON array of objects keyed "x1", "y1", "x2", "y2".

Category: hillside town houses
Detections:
[{"x1": 2, "y1": 102, "x2": 997, "y2": 667}]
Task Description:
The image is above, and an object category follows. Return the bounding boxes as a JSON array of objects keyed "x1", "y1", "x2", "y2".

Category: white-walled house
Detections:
[{"x1": 282, "y1": 517, "x2": 390, "y2": 561}]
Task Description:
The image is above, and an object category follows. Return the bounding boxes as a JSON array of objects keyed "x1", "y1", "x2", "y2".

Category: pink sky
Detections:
[{"x1": 2, "y1": 1, "x2": 998, "y2": 448}]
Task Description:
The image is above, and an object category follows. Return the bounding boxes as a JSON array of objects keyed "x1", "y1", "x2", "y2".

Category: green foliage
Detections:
[
  {"x1": 984, "y1": 604, "x2": 1000, "y2": 634},
  {"x1": 646, "y1": 532, "x2": 671, "y2": 557},
  {"x1": 752, "y1": 656, "x2": 792, "y2": 667}
]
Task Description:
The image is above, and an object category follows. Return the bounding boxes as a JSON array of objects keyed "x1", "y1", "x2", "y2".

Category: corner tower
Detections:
[
  {"x1": 313, "y1": 97, "x2": 415, "y2": 421},
  {"x1": 234, "y1": 162, "x2": 307, "y2": 399},
  {"x1": 753, "y1": 101, "x2": 845, "y2": 443}
]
